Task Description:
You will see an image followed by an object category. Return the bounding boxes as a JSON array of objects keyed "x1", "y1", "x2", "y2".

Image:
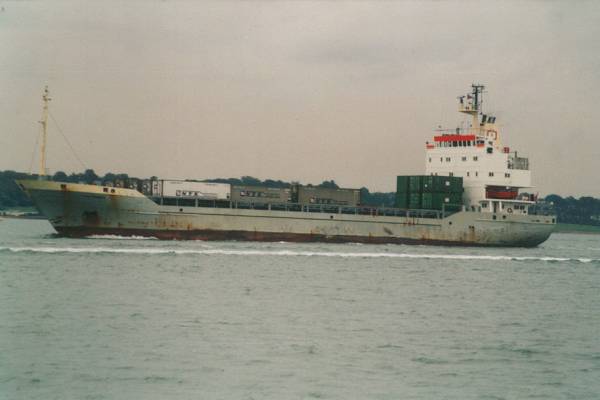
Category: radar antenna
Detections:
[{"x1": 458, "y1": 84, "x2": 485, "y2": 133}]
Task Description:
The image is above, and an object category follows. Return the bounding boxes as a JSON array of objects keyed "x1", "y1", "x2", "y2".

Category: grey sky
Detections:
[{"x1": 1, "y1": 1, "x2": 599, "y2": 195}]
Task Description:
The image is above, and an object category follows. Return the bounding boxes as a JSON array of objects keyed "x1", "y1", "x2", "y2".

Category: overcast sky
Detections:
[{"x1": 1, "y1": 1, "x2": 599, "y2": 195}]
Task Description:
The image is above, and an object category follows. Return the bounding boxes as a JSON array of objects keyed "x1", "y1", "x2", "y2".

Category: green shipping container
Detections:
[
  {"x1": 395, "y1": 175, "x2": 463, "y2": 210},
  {"x1": 449, "y1": 192, "x2": 463, "y2": 204},
  {"x1": 421, "y1": 176, "x2": 434, "y2": 193},
  {"x1": 421, "y1": 192, "x2": 434, "y2": 209},
  {"x1": 422, "y1": 176, "x2": 464, "y2": 193},
  {"x1": 409, "y1": 176, "x2": 422, "y2": 192},
  {"x1": 449, "y1": 177, "x2": 463, "y2": 193},
  {"x1": 396, "y1": 176, "x2": 409, "y2": 193},
  {"x1": 421, "y1": 192, "x2": 463, "y2": 210},
  {"x1": 408, "y1": 192, "x2": 422, "y2": 209}
]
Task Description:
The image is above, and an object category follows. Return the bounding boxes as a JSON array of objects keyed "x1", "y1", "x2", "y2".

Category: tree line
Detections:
[
  {"x1": 0, "y1": 169, "x2": 391, "y2": 208},
  {"x1": 1, "y1": 169, "x2": 598, "y2": 226}
]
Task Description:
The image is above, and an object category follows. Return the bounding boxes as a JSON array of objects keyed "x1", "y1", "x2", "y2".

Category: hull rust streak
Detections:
[{"x1": 17, "y1": 180, "x2": 555, "y2": 248}]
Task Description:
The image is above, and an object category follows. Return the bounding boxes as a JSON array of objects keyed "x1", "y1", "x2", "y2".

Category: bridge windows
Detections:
[
  {"x1": 473, "y1": 156, "x2": 478, "y2": 161},
  {"x1": 434, "y1": 138, "x2": 478, "y2": 148},
  {"x1": 461, "y1": 156, "x2": 467, "y2": 161},
  {"x1": 489, "y1": 172, "x2": 495, "y2": 177}
]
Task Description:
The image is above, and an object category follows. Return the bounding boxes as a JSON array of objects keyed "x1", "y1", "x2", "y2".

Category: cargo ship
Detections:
[{"x1": 18, "y1": 85, "x2": 555, "y2": 246}]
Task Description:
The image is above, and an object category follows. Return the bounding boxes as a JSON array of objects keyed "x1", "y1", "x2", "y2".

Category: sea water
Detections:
[{"x1": 0, "y1": 219, "x2": 598, "y2": 399}]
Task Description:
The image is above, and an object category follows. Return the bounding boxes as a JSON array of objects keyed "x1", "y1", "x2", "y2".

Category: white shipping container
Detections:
[
  {"x1": 161, "y1": 180, "x2": 230, "y2": 200},
  {"x1": 151, "y1": 180, "x2": 162, "y2": 196}
]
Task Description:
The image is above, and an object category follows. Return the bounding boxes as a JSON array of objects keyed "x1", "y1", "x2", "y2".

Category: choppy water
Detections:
[{"x1": 0, "y1": 219, "x2": 599, "y2": 400}]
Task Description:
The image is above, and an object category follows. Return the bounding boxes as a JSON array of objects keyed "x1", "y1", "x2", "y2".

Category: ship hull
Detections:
[
  {"x1": 18, "y1": 180, "x2": 556, "y2": 247},
  {"x1": 51, "y1": 226, "x2": 517, "y2": 247}
]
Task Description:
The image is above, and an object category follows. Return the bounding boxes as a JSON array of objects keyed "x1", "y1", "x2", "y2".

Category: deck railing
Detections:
[{"x1": 149, "y1": 197, "x2": 463, "y2": 220}]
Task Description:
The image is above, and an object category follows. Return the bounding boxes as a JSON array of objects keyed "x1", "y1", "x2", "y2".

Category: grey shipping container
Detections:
[
  {"x1": 296, "y1": 186, "x2": 361, "y2": 206},
  {"x1": 231, "y1": 185, "x2": 292, "y2": 204}
]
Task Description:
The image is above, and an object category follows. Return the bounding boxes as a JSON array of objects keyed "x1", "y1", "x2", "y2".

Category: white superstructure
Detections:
[{"x1": 425, "y1": 84, "x2": 534, "y2": 215}]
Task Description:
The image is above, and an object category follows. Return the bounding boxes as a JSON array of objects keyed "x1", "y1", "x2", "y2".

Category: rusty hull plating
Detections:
[{"x1": 18, "y1": 180, "x2": 555, "y2": 247}]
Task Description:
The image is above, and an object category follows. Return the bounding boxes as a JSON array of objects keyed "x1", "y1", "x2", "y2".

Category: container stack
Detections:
[
  {"x1": 408, "y1": 176, "x2": 423, "y2": 209},
  {"x1": 231, "y1": 185, "x2": 291, "y2": 204},
  {"x1": 396, "y1": 175, "x2": 463, "y2": 211},
  {"x1": 155, "y1": 180, "x2": 231, "y2": 200},
  {"x1": 293, "y1": 185, "x2": 361, "y2": 206},
  {"x1": 395, "y1": 176, "x2": 409, "y2": 208}
]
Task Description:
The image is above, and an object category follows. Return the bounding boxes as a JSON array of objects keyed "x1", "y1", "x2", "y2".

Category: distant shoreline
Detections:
[{"x1": 554, "y1": 223, "x2": 600, "y2": 235}]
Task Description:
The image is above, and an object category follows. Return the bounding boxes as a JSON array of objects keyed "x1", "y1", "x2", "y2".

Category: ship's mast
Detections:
[
  {"x1": 39, "y1": 86, "x2": 51, "y2": 177},
  {"x1": 458, "y1": 84, "x2": 485, "y2": 134}
]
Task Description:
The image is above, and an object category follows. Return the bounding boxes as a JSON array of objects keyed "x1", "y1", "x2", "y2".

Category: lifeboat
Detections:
[{"x1": 486, "y1": 186, "x2": 518, "y2": 200}]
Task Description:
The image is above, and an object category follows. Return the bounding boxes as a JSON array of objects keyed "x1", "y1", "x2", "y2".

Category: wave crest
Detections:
[
  {"x1": 85, "y1": 235, "x2": 158, "y2": 240},
  {"x1": 0, "y1": 246, "x2": 597, "y2": 263}
]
